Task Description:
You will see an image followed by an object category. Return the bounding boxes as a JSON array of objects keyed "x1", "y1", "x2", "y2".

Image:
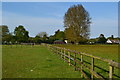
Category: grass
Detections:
[
  {"x1": 54, "y1": 44, "x2": 119, "y2": 62},
  {"x1": 2, "y1": 45, "x2": 81, "y2": 78},
  {"x1": 53, "y1": 44, "x2": 120, "y2": 78},
  {"x1": 2, "y1": 44, "x2": 120, "y2": 79}
]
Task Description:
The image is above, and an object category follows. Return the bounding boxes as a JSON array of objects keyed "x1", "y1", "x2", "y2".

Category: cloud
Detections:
[{"x1": 2, "y1": 11, "x2": 64, "y2": 37}]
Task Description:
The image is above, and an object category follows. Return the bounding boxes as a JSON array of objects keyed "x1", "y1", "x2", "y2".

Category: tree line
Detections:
[
  {"x1": 1, "y1": 25, "x2": 66, "y2": 44},
  {"x1": 1, "y1": 24, "x2": 118, "y2": 45}
]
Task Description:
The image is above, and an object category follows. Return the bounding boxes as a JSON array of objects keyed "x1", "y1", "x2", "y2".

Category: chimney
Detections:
[{"x1": 111, "y1": 35, "x2": 114, "y2": 39}]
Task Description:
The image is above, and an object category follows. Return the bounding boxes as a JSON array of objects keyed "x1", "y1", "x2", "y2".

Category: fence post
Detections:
[
  {"x1": 53, "y1": 47, "x2": 54, "y2": 53},
  {"x1": 51, "y1": 46, "x2": 52, "y2": 52},
  {"x1": 56, "y1": 47, "x2": 58, "y2": 54},
  {"x1": 68, "y1": 51, "x2": 71, "y2": 66},
  {"x1": 58, "y1": 48, "x2": 60, "y2": 54},
  {"x1": 91, "y1": 57, "x2": 94, "y2": 80},
  {"x1": 64, "y1": 48, "x2": 65, "y2": 61},
  {"x1": 61, "y1": 49, "x2": 63, "y2": 58},
  {"x1": 109, "y1": 64, "x2": 113, "y2": 80},
  {"x1": 74, "y1": 52, "x2": 77, "y2": 71},
  {"x1": 53, "y1": 46, "x2": 54, "y2": 52},
  {"x1": 50, "y1": 46, "x2": 52, "y2": 51},
  {"x1": 81, "y1": 54, "x2": 83, "y2": 78}
]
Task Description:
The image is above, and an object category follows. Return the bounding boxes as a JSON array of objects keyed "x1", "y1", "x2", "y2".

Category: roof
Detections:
[
  {"x1": 106, "y1": 39, "x2": 120, "y2": 43},
  {"x1": 54, "y1": 40, "x2": 65, "y2": 44},
  {"x1": 54, "y1": 40, "x2": 63, "y2": 42}
]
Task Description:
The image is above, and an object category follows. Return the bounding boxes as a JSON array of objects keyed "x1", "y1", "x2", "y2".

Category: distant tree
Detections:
[
  {"x1": 14, "y1": 25, "x2": 29, "y2": 43},
  {"x1": 37, "y1": 32, "x2": 47, "y2": 38},
  {"x1": 0, "y1": 25, "x2": 9, "y2": 37},
  {"x1": 47, "y1": 35, "x2": 55, "y2": 44},
  {"x1": 97, "y1": 34, "x2": 107, "y2": 43},
  {"x1": 2, "y1": 33, "x2": 12, "y2": 43},
  {"x1": 64, "y1": 27, "x2": 76, "y2": 43},
  {"x1": 36, "y1": 32, "x2": 48, "y2": 43},
  {"x1": 107, "y1": 35, "x2": 114, "y2": 39},
  {"x1": 87, "y1": 38, "x2": 97, "y2": 44},
  {"x1": 79, "y1": 36, "x2": 88, "y2": 44},
  {"x1": 42, "y1": 34, "x2": 49, "y2": 43},
  {"x1": 54, "y1": 29, "x2": 65, "y2": 40},
  {"x1": 28, "y1": 37, "x2": 34, "y2": 43},
  {"x1": 34, "y1": 36, "x2": 41, "y2": 44},
  {"x1": 0, "y1": 25, "x2": 13, "y2": 44},
  {"x1": 64, "y1": 4, "x2": 91, "y2": 44},
  {"x1": 10, "y1": 35, "x2": 16, "y2": 44}
]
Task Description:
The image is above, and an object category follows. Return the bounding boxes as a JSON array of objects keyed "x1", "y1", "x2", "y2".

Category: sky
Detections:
[
  {"x1": 1, "y1": 0, "x2": 119, "y2": 2},
  {"x1": 1, "y1": 2, "x2": 118, "y2": 38}
]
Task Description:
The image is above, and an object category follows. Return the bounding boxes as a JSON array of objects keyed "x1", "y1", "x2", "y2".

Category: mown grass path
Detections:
[{"x1": 3, "y1": 45, "x2": 81, "y2": 78}]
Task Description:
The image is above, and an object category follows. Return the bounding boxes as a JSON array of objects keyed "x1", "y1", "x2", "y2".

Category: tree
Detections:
[
  {"x1": 42, "y1": 34, "x2": 48, "y2": 43},
  {"x1": 14, "y1": 25, "x2": 29, "y2": 42},
  {"x1": 0, "y1": 25, "x2": 12, "y2": 44},
  {"x1": 36, "y1": 32, "x2": 48, "y2": 43},
  {"x1": 107, "y1": 35, "x2": 114, "y2": 39},
  {"x1": 64, "y1": 27, "x2": 76, "y2": 43},
  {"x1": 2, "y1": 33, "x2": 13, "y2": 42},
  {"x1": 34, "y1": 36, "x2": 42, "y2": 43},
  {"x1": 64, "y1": 4, "x2": 91, "y2": 44},
  {"x1": 37, "y1": 32, "x2": 47, "y2": 38},
  {"x1": 28, "y1": 37, "x2": 34, "y2": 43},
  {"x1": 0, "y1": 25, "x2": 9, "y2": 37},
  {"x1": 54, "y1": 29, "x2": 65, "y2": 40},
  {"x1": 97, "y1": 34, "x2": 107, "y2": 43},
  {"x1": 47, "y1": 35, "x2": 55, "y2": 44}
]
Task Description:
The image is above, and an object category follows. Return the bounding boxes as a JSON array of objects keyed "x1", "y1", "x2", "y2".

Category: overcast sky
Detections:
[{"x1": 1, "y1": 2, "x2": 118, "y2": 38}]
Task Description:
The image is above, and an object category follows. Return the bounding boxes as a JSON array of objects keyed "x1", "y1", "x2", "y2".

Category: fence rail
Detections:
[{"x1": 45, "y1": 44, "x2": 120, "y2": 80}]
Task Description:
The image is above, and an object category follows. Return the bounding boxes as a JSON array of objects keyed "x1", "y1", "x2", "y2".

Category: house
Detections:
[
  {"x1": 106, "y1": 39, "x2": 112, "y2": 43},
  {"x1": 54, "y1": 40, "x2": 65, "y2": 44},
  {"x1": 64, "y1": 39, "x2": 68, "y2": 44},
  {"x1": 106, "y1": 39, "x2": 120, "y2": 44}
]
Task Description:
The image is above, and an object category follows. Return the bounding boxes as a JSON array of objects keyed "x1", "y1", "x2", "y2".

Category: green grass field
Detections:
[
  {"x1": 2, "y1": 44, "x2": 120, "y2": 78},
  {"x1": 54, "y1": 44, "x2": 119, "y2": 63},
  {"x1": 53, "y1": 44, "x2": 120, "y2": 78},
  {"x1": 2, "y1": 45, "x2": 81, "y2": 78}
]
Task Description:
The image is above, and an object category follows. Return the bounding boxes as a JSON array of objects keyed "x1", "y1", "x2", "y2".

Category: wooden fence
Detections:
[{"x1": 45, "y1": 44, "x2": 120, "y2": 80}]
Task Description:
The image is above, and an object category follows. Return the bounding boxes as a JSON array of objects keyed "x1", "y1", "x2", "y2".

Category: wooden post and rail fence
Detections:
[{"x1": 44, "y1": 44, "x2": 120, "y2": 80}]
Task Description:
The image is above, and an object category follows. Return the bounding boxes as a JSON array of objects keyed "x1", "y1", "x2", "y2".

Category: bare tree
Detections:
[{"x1": 64, "y1": 4, "x2": 91, "y2": 43}]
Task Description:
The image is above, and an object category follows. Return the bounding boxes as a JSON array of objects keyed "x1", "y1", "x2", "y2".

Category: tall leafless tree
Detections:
[{"x1": 64, "y1": 4, "x2": 91, "y2": 43}]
